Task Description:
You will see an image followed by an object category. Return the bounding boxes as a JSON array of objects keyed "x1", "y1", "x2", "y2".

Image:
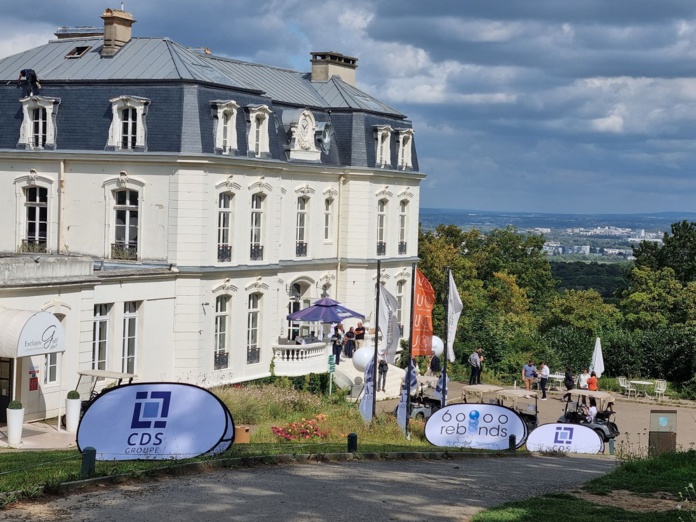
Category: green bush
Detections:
[
  {"x1": 7, "y1": 400, "x2": 22, "y2": 409},
  {"x1": 67, "y1": 390, "x2": 80, "y2": 400}
]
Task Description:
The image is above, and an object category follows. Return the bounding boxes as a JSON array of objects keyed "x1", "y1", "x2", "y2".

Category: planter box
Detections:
[
  {"x1": 6, "y1": 407, "x2": 24, "y2": 445},
  {"x1": 235, "y1": 425, "x2": 250, "y2": 444},
  {"x1": 65, "y1": 398, "x2": 81, "y2": 433}
]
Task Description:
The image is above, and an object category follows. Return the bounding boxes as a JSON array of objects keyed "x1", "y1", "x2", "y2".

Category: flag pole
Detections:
[
  {"x1": 373, "y1": 259, "x2": 381, "y2": 419},
  {"x1": 406, "y1": 262, "x2": 416, "y2": 437},
  {"x1": 442, "y1": 266, "x2": 450, "y2": 408}
]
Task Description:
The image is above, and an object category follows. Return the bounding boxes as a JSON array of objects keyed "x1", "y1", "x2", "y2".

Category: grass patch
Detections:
[{"x1": 470, "y1": 493, "x2": 680, "y2": 522}]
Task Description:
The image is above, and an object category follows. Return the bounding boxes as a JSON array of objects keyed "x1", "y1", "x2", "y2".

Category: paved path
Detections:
[{"x1": 4, "y1": 456, "x2": 615, "y2": 521}]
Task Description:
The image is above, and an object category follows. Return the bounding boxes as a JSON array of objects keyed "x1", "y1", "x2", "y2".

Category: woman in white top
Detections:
[
  {"x1": 577, "y1": 369, "x2": 590, "y2": 390},
  {"x1": 585, "y1": 398, "x2": 598, "y2": 422}
]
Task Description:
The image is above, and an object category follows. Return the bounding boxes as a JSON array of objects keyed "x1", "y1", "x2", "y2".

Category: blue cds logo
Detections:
[
  {"x1": 554, "y1": 426, "x2": 574, "y2": 445},
  {"x1": 131, "y1": 391, "x2": 171, "y2": 429}
]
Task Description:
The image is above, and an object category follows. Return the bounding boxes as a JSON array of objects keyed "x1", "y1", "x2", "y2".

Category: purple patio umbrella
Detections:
[{"x1": 286, "y1": 297, "x2": 365, "y2": 323}]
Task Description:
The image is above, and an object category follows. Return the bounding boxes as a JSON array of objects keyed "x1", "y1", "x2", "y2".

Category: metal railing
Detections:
[
  {"x1": 296, "y1": 241, "x2": 307, "y2": 257},
  {"x1": 376, "y1": 241, "x2": 386, "y2": 256},
  {"x1": 111, "y1": 241, "x2": 137, "y2": 260},
  {"x1": 217, "y1": 244, "x2": 232, "y2": 262},
  {"x1": 398, "y1": 241, "x2": 407, "y2": 255},
  {"x1": 247, "y1": 347, "x2": 261, "y2": 364},
  {"x1": 250, "y1": 244, "x2": 264, "y2": 261},
  {"x1": 214, "y1": 352, "x2": 229, "y2": 370}
]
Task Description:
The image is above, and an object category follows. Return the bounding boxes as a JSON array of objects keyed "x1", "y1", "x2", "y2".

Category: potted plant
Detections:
[
  {"x1": 6, "y1": 399, "x2": 24, "y2": 446},
  {"x1": 65, "y1": 390, "x2": 81, "y2": 433}
]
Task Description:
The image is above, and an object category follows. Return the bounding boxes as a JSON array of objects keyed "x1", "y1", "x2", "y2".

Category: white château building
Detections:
[{"x1": 0, "y1": 8, "x2": 424, "y2": 422}]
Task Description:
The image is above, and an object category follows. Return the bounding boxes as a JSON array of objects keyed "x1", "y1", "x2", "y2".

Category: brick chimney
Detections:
[
  {"x1": 101, "y1": 8, "x2": 135, "y2": 57},
  {"x1": 310, "y1": 51, "x2": 358, "y2": 86}
]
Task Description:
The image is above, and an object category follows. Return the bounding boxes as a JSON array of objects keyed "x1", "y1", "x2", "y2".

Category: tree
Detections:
[
  {"x1": 541, "y1": 289, "x2": 621, "y2": 334},
  {"x1": 620, "y1": 266, "x2": 684, "y2": 329},
  {"x1": 634, "y1": 220, "x2": 696, "y2": 284}
]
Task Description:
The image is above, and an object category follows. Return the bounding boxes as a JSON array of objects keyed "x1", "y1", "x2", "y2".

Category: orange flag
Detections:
[{"x1": 411, "y1": 268, "x2": 435, "y2": 356}]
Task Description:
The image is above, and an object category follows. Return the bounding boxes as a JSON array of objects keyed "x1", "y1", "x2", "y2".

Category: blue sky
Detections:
[{"x1": 3, "y1": 1, "x2": 696, "y2": 213}]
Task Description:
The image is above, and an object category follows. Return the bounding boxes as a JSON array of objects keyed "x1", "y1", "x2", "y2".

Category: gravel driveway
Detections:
[{"x1": 4, "y1": 455, "x2": 616, "y2": 521}]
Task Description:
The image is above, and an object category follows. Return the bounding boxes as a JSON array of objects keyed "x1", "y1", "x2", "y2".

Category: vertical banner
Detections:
[
  {"x1": 446, "y1": 270, "x2": 463, "y2": 363},
  {"x1": 378, "y1": 287, "x2": 401, "y2": 364},
  {"x1": 411, "y1": 268, "x2": 435, "y2": 356},
  {"x1": 396, "y1": 359, "x2": 419, "y2": 432},
  {"x1": 433, "y1": 372, "x2": 449, "y2": 402},
  {"x1": 359, "y1": 358, "x2": 375, "y2": 422}
]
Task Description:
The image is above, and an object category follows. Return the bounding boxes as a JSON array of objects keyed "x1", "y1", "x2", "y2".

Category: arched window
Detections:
[
  {"x1": 377, "y1": 199, "x2": 387, "y2": 256},
  {"x1": 247, "y1": 293, "x2": 262, "y2": 364},
  {"x1": 324, "y1": 198, "x2": 333, "y2": 241},
  {"x1": 247, "y1": 105, "x2": 271, "y2": 157},
  {"x1": 296, "y1": 197, "x2": 308, "y2": 257},
  {"x1": 106, "y1": 95, "x2": 150, "y2": 151},
  {"x1": 396, "y1": 280, "x2": 406, "y2": 336},
  {"x1": 112, "y1": 189, "x2": 139, "y2": 260},
  {"x1": 399, "y1": 200, "x2": 408, "y2": 255},
  {"x1": 217, "y1": 192, "x2": 234, "y2": 262},
  {"x1": 214, "y1": 295, "x2": 230, "y2": 370},
  {"x1": 24, "y1": 186, "x2": 48, "y2": 252},
  {"x1": 250, "y1": 193, "x2": 264, "y2": 261},
  {"x1": 122, "y1": 301, "x2": 139, "y2": 374}
]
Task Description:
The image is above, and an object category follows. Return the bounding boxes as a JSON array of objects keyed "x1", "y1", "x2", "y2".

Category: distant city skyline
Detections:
[{"x1": 3, "y1": 1, "x2": 696, "y2": 213}]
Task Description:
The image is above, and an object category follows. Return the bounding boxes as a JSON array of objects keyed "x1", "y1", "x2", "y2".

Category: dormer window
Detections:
[
  {"x1": 373, "y1": 125, "x2": 393, "y2": 168},
  {"x1": 66, "y1": 46, "x2": 92, "y2": 58},
  {"x1": 106, "y1": 95, "x2": 150, "y2": 152},
  {"x1": 247, "y1": 105, "x2": 272, "y2": 158},
  {"x1": 396, "y1": 129, "x2": 414, "y2": 170},
  {"x1": 211, "y1": 100, "x2": 239, "y2": 155},
  {"x1": 17, "y1": 96, "x2": 61, "y2": 150}
]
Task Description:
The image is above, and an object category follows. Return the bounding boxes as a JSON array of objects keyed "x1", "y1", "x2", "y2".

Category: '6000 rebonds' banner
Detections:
[
  {"x1": 411, "y1": 268, "x2": 435, "y2": 356},
  {"x1": 77, "y1": 383, "x2": 235, "y2": 460},
  {"x1": 425, "y1": 403, "x2": 528, "y2": 450}
]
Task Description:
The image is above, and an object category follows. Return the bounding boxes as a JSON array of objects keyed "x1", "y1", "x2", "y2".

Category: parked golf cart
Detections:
[
  {"x1": 558, "y1": 389, "x2": 620, "y2": 442},
  {"x1": 496, "y1": 388, "x2": 539, "y2": 432},
  {"x1": 393, "y1": 382, "x2": 443, "y2": 420}
]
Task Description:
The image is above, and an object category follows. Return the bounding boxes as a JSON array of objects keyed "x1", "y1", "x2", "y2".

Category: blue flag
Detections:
[
  {"x1": 359, "y1": 358, "x2": 375, "y2": 422},
  {"x1": 433, "y1": 372, "x2": 450, "y2": 403}
]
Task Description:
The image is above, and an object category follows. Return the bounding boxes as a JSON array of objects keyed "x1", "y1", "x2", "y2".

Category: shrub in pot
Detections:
[
  {"x1": 65, "y1": 390, "x2": 82, "y2": 433},
  {"x1": 8, "y1": 400, "x2": 23, "y2": 409},
  {"x1": 67, "y1": 390, "x2": 80, "y2": 400},
  {"x1": 6, "y1": 400, "x2": 24, "y2": 445}
]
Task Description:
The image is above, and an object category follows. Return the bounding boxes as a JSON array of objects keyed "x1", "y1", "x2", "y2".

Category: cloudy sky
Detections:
[{"x1": 2, "y1": 1, "x2": 696, "y2": 214}]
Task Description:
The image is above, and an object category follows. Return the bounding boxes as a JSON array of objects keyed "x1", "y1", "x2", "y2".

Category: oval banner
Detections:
[
  {"x1": 77, "y1": 383, "x2": 234, "y2": 460},
  {"x1": 526, "y1": 423, "x2": 604, "y2": 454},
  {"x1": 425, "y1": 403, "x2": 527, "y2": 450}
]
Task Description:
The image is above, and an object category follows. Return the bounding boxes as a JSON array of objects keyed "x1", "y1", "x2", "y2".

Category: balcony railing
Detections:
[
  {"x1": 111, "y1": 241, "x2": 137, "y2": 260},
  {"x1": 296, "y1": 241, "x2": 307, "y2": 257},
  {"x1": 247, "y1": 346, "x2": 261, "y2": 364},
  {"x1": 20, "y1": 239, "x2": 47, "y2": 253},
  {"x1": 398, "y1": 241, "x2": 407, "y2": 255},
  {"x1": 272, "y1": 341, "x2": 330, "y2": 377},
  {"x1": 250, "y1": 244, "x2": 264, "y2": 261},
  {"x1": 376, "y1": 241, "x2": 386, "y2": 256},
  {"x1": 214, "y1": 352, "x2": 229, "y2": 370},
  {"x1": 217, "y1": 244, "x2": 232, "y2": 262}
]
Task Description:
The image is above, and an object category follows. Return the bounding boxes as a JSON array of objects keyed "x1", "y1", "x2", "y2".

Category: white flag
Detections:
[
  {"x1": 446, "y1": 271, "x2": 463, "y2": 363},
  {"x1": 590, "y1": 337, "x2": 605, "y2": 378},
  {"x1": 396, "y1": 385, "x2": 408, "y2": 432},
  {"x1": 378, "y1": 286, "x2": 401, "y2": 364},
  {"x1": 359, "y1": 357, "x2": 375, "y2": 422}
]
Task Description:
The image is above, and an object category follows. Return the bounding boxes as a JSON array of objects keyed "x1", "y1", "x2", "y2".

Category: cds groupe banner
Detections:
[
  {"x1": 525, "y1": 423, "x2": 604, "y2": 454},
  {"x1": 425, "y1": 404, "x2": 528, "y2": 450},
  {"x1": 77, "y1": 383, "x2": 235, "y2": 460}
]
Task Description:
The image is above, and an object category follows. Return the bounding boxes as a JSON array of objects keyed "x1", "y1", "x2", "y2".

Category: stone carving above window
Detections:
[{"x1": 283, "y1": 109, "x2": 321, "y2": 162}]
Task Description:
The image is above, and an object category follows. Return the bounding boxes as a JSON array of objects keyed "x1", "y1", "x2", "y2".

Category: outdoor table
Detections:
[{"x1": 630, "y1": 380, "x2": 654, "y2": 398}]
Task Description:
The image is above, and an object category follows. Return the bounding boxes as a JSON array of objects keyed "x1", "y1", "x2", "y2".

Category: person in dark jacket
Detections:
[{"x1": 18, "y1": 68, "x2": 41, "y2": 95}]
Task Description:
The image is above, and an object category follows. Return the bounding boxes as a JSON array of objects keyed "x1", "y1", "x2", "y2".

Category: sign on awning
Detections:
[{"x1": 0, "y1": 307, "x2": 65, "y2": 358}]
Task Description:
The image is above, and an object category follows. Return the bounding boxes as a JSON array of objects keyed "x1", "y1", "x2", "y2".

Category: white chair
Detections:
[
  {"x1": 618, "y1": 376, "x2": 637, "y2": 398},
  {"x1": 654, "y1": 379, "x2": 667, "y2": 400}
]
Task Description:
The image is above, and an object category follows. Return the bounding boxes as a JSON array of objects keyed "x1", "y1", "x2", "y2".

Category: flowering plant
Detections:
[{"x1": 271, "y1": 414, "x2": 329, "y2": 441}]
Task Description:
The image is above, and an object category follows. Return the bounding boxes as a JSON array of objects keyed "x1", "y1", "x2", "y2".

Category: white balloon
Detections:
[
  {"x1": 352, "y1": 347, "x2": 374, "y2": 372},
  {"x1": 431, "y1": 335, "x2": 444, "y2": 357}
]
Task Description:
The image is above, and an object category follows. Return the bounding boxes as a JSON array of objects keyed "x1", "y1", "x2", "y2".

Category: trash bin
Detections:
[
  {"x1": 648, "y1": 410, "x2": 677, "y2": 457},
  {"x1": 235, "y1": 425, "x2": 251, "y2": 444}
]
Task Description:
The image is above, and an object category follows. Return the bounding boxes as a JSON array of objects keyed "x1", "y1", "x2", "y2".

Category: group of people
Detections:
[
  {"x1": 521, "y1": 362, "x2": 600, "y2": 401},
  {"x1": 330, "y1": 321, "x2": 366, "y2": 366}
]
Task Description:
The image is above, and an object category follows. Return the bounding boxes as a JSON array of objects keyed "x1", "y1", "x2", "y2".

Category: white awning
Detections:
[{"x1": 0, "y1": 307, "x2": 65, "y2": 358}]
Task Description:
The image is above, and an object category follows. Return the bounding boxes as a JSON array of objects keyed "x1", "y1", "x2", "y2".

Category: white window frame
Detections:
[
  {"x1": 247, "y1": 293, "x2": 262, "y2": 364},
  {"x1": 214, "y1": 295, "x2": 230, "y2": 370},
  {"x1": 247, "y1": 105, "x2": 272, "y2": 157},
  {"x1": 212, "y1": 100, "x2": 239, "y2": 154},
  {"x1": 18, "y1": 96, "x2": 61, "y2": 150},
  {"x1": 122, "y1": 301, "x2": 138, "y2": 374},
  {"x1": 373, "y1": 125, "x2": 393, "y2": 168},
  {"x1": 107, "y1": 95, "x2": 150, "y2": 151},
  {"x1": 92, "y1": 304, "x2": 110, "y2": 371},
  {"x1": 377, "y1": 199, "x2": 388, "y2": 256},
  {"x1": 396, "y1": 129, "x2": 414, "y2": 170},
  {"x1": 296, "y1": 196, "x2": 308, "y2": 256},
  {"x1": 217, "y1": 192, "x2": 234, "y2": 262},
  {"x1": 250, "y1": 193, "x2": 264, "y2": 261},
  {"x1": 24, "y1": 185, "x2": 48, "y2": 252},
  {"x1": 44, "y1": 352, "x2": 59, "y2": 385},
  {"x1": 324, "y1": 197, "x2": 333, "y2": 242},
  {"x1": 112, "y1": 188, "x2": 140, "y2": 259}
]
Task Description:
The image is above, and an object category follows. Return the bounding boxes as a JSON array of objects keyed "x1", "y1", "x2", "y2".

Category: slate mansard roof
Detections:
[{"x1": 0, "y1": 36, "x2": 419, "y2": 170}]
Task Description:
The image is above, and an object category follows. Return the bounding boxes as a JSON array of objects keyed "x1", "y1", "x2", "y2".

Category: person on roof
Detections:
[{"x1": 18, "y1": 68, "x2": 41, "y2": 96}]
